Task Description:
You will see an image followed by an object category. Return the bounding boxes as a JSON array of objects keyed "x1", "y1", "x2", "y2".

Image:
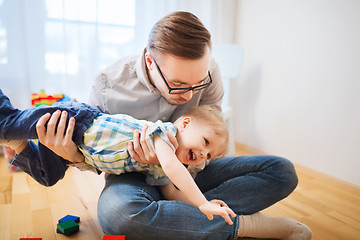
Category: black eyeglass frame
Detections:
[{"x1": 153, "y1": 59, "x2": 213, "y2": 94}]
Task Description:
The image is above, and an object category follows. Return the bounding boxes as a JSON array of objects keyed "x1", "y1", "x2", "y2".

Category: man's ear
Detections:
[{"x1": 145, "y1": 52, "x2": 154, "y2": 71}]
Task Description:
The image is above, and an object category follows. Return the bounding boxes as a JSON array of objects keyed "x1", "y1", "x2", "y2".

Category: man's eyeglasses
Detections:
[{"x1": 153, "y1": 59, "x2": 213, "y2": 94}]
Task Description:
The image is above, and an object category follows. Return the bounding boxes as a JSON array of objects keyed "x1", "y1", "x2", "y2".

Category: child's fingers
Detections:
[
  {"x1": 227, "y1": 208, "x2": 237, "y2": 218},
  {"x1": 206, "y1": 213, "x2": 214, "y2": 221},
  {"x1": 218, "y1": 210, "x2": 234, "y2": 225},
  {"x1": 211, "y1": 199, "x2": 229, "y2": 208},
  {"x1": 219, "y1": 207, "x2": 236, "y2": 225},
  {"x1": 224, "y1": 214, "x2": 233, "y2": 225}
]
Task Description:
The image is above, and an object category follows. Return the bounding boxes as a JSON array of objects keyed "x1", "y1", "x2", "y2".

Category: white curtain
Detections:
[{"x1": 0, "y1": 0, "x2": 238, "y2": 108}]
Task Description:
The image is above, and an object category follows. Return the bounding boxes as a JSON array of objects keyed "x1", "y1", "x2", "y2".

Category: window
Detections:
[
  {"x1": 0, "y1": 0, "x2": 7, "y2": 64},
  {"x1": 43, "y1": 0, "x2": 136, "y2": 100}
]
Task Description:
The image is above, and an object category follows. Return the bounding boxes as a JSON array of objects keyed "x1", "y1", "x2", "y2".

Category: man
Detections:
[{"x1": 12, "y1": 11, "x2": 310, "y2": 240}]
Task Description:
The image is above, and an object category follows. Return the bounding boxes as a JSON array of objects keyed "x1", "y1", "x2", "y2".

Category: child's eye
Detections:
[
  {"x1": 204, "y1": 138, "x2": 209, "y2": 145},
  {"x1": 207, "y1": 153, "x2": 211, "y2": 159}
]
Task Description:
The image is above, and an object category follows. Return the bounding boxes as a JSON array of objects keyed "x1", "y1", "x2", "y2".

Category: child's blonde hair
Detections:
[{"x1": 182, "y1": 105, "x2": 229, "y2": 158}]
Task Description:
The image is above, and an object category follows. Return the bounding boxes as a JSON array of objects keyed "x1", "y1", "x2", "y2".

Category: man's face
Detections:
[
  {"x1": 146, "y1": 48, "x2": 211, "y2": 105},
  {"x1": 174, "y1": 117, "x2": 225, "y2": 166}
]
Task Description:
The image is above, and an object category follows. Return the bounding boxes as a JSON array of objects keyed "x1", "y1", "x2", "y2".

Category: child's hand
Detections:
[{"x1": 199, "y1": 199, "x2": 237, "y2": 225}]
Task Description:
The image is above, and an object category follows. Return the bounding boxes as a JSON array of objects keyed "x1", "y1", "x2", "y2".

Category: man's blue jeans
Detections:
[{"x1": 97, "y1": 154, "x2": 298, "y2": 240}]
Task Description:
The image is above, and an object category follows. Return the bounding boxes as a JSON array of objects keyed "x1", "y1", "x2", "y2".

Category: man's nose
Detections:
[{"x1": 180, "y1": 90, "x2": 193, "y2": 101}]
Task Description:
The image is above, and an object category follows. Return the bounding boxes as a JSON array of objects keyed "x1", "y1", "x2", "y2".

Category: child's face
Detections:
[{"x1": 175, "y1": 117, "x2": 225, "y2": 166}]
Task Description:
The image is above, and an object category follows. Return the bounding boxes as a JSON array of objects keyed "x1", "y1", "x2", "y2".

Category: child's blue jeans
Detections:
[{"x1": 0, "y1": 89, "x2": 100, "y2": 186}]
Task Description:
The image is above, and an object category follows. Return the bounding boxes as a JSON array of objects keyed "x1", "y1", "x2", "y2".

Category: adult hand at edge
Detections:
[
  {"x1": 36, "y1": 110, "x2": 84, "y2": 163},
  {"x1": 128, "y1": 125, "x2": 179, "y2": 165}
]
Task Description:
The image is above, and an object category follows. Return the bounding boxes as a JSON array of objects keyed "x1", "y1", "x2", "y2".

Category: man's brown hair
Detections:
[{"x1": 147, "y1": 11, "x2": 211, "y2": 60}]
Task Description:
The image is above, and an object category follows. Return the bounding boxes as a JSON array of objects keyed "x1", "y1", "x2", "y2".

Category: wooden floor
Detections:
[{"x1": 0, "y1": 143, "x2": 359, "y2": 240}]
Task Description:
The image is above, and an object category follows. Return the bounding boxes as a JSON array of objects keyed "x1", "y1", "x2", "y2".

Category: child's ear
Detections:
[{"x1": 182, "y1": 117, "x2": 191, "y2": 128}]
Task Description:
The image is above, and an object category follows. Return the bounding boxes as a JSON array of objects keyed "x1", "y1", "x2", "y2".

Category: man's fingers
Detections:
[
  {"x1": 144, "y1": 125, "x2": 156, "y2": 160},
  {"x1": 36, "y1": 113, "x2": 51, "y2": 141},
  {"x1": 167, "y1": 132, "x2": 179, "y2": 149},
  {"x1": 46, "y1": 110, "x2": 61, "y2": 137},
  {"x1": 133, "y1": 129, "x2": 146, "y2": 160},
  {"x1": 128, "y1": 141, "x2": 141, "y2": 163},
  {"x1": 140, "y1": 125, "x2": 151, "y2": 159},
  {"x1": 56, "y1": 111, "x2": 68, "y2": 137},
  {"x1": 64, "y1": 116, "x2": 75, "y2": 144}
]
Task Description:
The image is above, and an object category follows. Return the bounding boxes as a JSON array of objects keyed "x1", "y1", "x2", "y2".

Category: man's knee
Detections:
[
  {"x1": 273, "y1": 156, "x2": 299, "y2": 196},
  {"x1": 97, "y1": 173, "x2": 161, "y2": 235}
]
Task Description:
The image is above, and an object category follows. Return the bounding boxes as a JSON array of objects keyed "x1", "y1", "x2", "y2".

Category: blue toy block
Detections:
[{"x1": 58, "y1": 214, "x2": 80, "y2": 223}]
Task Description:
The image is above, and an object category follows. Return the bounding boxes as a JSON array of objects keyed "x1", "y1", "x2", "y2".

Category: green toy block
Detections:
[{"x1": 57, "y1": 220, "x2": 79, "y2": 235}]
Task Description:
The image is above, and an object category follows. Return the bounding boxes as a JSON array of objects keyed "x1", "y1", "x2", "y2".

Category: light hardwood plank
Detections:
[
  {"x1": 235, "y1": 142, "x2": 360, "y2": 240},
  {"x1": 1, "y1": 142, "x2": 360, "y2": 240}
]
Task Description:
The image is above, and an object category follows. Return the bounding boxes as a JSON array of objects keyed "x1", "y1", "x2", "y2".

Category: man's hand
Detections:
[
  {"x1": 199, "y1": 199, "x2": 236, "y2": 225},
  {"x1": 36, "y1": 110, "x2": 84, "y2": 163},
  {"x1": 128, "y1": 125, "x2": 178, "y2": 165}
]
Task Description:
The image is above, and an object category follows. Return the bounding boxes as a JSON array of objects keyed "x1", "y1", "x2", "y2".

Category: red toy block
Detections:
[
  {"x1": 103, "y1": 235, "x2": 126, "y2": 240},
  {"x1": 19, "y1": 238, "x2": 42, "y2": 240}
]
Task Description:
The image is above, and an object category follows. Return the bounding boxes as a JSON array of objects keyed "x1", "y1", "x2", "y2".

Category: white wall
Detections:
[{"x1": 233, "y1": 0, "x2": 360, "y2": 185}]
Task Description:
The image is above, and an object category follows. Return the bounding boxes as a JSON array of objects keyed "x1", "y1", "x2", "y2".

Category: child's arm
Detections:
[
  {"x1": 160, "y1": 183, "x2": 194, "y2": 205},
  {"x1": 154, "y1": 135, "x2": 236, "y2": 225}
]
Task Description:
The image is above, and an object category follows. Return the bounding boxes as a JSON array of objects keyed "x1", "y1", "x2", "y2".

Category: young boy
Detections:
[{"x1": 0, "y1": 89, "x2": 236, "y2": 225}]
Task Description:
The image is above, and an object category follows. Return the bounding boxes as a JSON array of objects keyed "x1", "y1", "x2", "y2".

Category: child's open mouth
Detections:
[{"x1": 188, "y1": 150, "x2": 196, "y2": 161}]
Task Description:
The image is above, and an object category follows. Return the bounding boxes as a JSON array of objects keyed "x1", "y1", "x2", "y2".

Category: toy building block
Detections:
[
  {"x1": 56, "y1": 228, "x2": 78, "y2": 236},
  {"x1": 19, "y1": 238, "x2": 42, "y2": 240},
  {"x1": 57, "y1": 220, "x2": 79, "y2": 235},
  {"x1": 31, "y1": 89, "x2": 64, "y2": 107},
  {"x1": 58, "y1": 214, "x2": 80, "y2": 223},
  {"x1": 103, "y1": 235, "x2": 126, "y2": 240}
]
